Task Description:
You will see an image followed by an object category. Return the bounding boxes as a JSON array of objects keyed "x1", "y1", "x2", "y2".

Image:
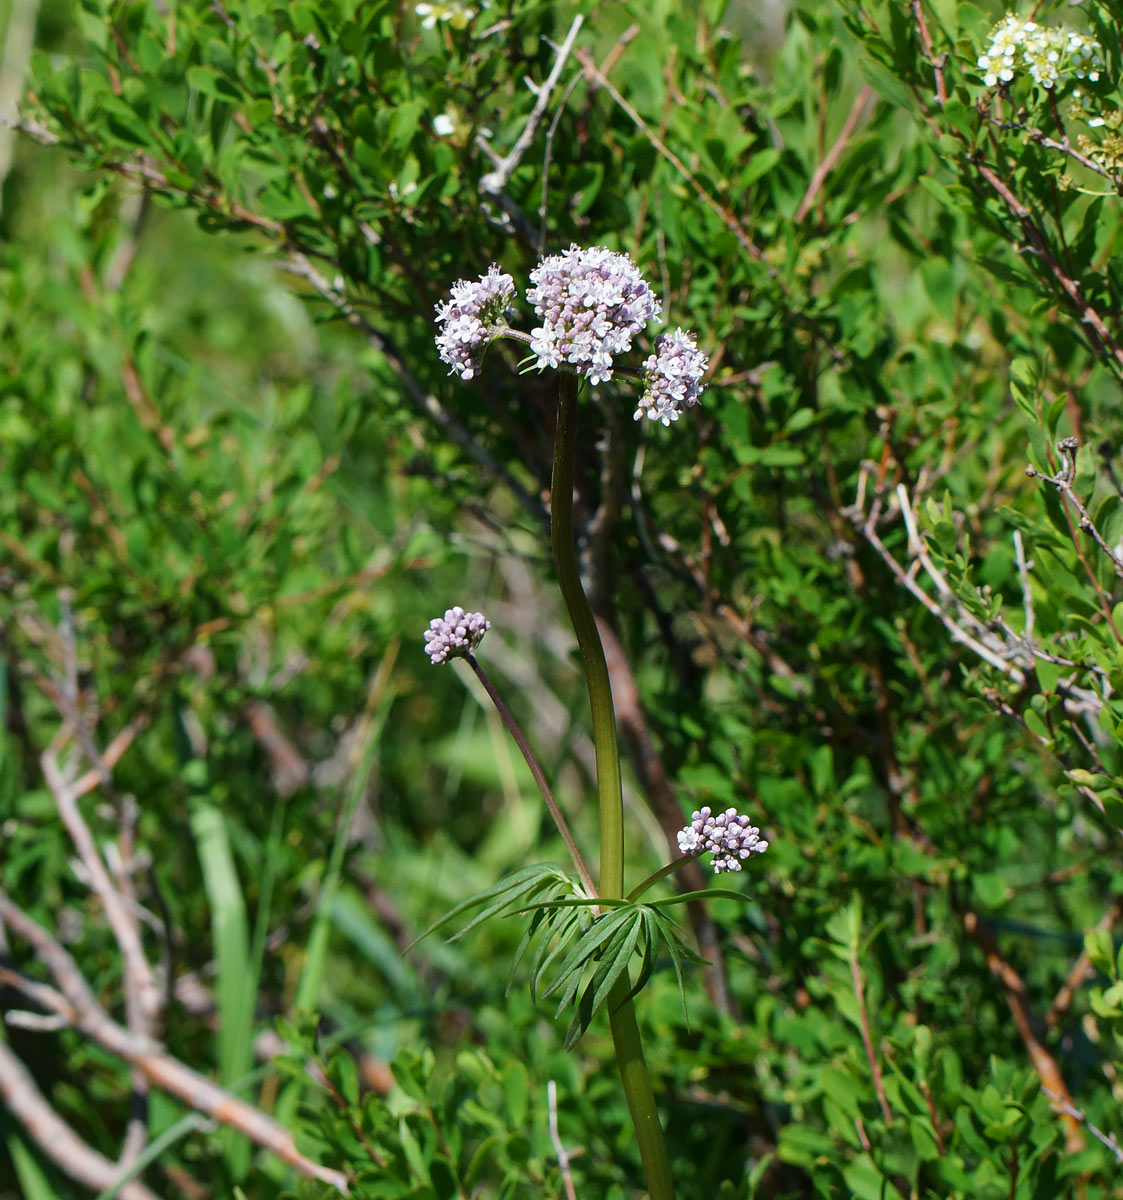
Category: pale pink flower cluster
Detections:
[
  {"x1": 677, "y1": 806, "x2": 769, "y2": 874},
  {"x1": 526, "y1": 245, "x2": 660, "y2": 385},
  {"x1": 434, "y1": 266, "x2": 515, "y2": 380},
  {"x1": 434, "y1": 246, "x2": 708, "y2": 420},
  {"x1": 634, "y1": 328, "x2": 708, "y2": 425},
  {"x1": 424, "y1": 607, "x2": 490, "y2": 665}
]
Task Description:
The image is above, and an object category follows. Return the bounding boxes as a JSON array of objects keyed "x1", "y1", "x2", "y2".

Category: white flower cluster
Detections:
[
  {"x1": 634, "y1": 328, "x2": 708, "y2": 425},
  {"x1": 677, "y1": 806, "x2": 769, "y2": 874},
  {"x1": 977, "y1": 15, "x2": 1102, "y2": 90},
  {"x1": 415, "y1": 1, "x2": 476, "y2": 30},
  {"x1": 424, "y1": 607, "x2": 490, "y2": 665},
  {"x1": 526, "y1": 245, "x2": 661, "y2": 386},
  {"x1": 434, "y1": 246, "x2": 707, "y2": 422},
  {"x1": 434, "y1": 265, "x2": 515, "y2": 381}
]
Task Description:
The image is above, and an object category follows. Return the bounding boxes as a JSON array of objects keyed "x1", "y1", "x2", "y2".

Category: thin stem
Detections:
[
  {"x1": 549, "y1": 372, "x2": 624, "y2": 898},
  {"x1": 627, "y1": 854, "x2": 699, "y2": 902},
  {"x1": 549, "y1": 372, "x2": 674, "y2": 1200},
  {"x1": 466, "y1": 653, "x2": 596, "y2": 897}
]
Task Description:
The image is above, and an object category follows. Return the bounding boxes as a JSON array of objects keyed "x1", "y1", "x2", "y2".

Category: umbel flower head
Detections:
[
  {"x1": 424, "y1": 607, "x2": 491, "y2": 665},
  {"x1": 434, "y1": 265, "x2": 516, "y2": 380},
  {"x1": 677, "y1": 806, "x2": 768, "y2": 874},
  {"x1": 977, "y1": 15, "x2": 1102, "y2": 90},
  {"x1": 635, "y1": 328, "x2": 708, "y2": 425},
  {"x1": 434, "y1": 246, "x2": 707, "y2": 421},
  {"x1": 527, "y1": 244, "x2": 661, "y2": 386}
]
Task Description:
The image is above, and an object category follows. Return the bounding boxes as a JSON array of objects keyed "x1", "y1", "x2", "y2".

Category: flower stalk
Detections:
[
  {"x1": 549, "y1": 369, "x2": 675, "y2": 1200},
  {"x1": 465, "y1": 652, "x2": 596, "y2": 899}
]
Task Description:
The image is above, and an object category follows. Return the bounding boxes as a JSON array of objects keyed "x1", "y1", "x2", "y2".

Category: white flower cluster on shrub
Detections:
[{"x1": 977, "y1": 15, "x2": 1102, "y2": 90}]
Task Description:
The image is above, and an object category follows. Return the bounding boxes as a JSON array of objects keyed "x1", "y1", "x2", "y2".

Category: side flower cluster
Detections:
[
  {"x1": 634, "y1": 328, "x2": 708, "y2": 425},
  {"x1": 526, "y1": 244, "x2": 660, "y2": 386},
  {"x1": 434, "y1": 265, "x2": 515, "y2": 380},
  {"x1": 424, "y1": 607, "x2": 490, "y2": 665},
  {"x1": 977, "y1": 15, "x2": 1102, "y2": 90},
  {"x1": 677, "y1": 806, "x2": 769, "y2": 874}
]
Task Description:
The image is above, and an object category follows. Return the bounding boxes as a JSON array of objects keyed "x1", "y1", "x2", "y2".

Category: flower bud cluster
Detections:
[
  {"x1": 424, "y1": 607, "x2": 491, "y2": 665},
  {"x1": 677, "y1": 806, "x2": 769, "y2": 874},
  {"x1": 977, "y1": 15, "x2": 1102, "y2": 90},
  {"x1": 526, "y1": 245, "x2": 661, "y2": 385},
  {"x1": 434, "y1": 266, "x2": 515, "y2": 380},
  {"x1": 634, "y1": 328, "x2": 708, "y2": 425}
]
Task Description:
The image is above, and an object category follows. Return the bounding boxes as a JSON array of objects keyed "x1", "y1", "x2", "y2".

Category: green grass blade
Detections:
[
  {"x1": 294, "y1": 659, "x2": 397, "y2": 1014},
  {"x1": 190, "y1": 799, "x2": 253, "y2": 1180},
  {"x1": 93, "y1": 1112, "x2": 212, "y2": 1200},
  {"x1": 3, "y1": 1128, "x2": 54, "y2": 1200}
]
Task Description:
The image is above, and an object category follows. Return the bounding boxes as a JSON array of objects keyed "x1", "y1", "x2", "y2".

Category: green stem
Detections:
[
  {"x1": 627, "y1": 854, "x2": 700, "y2": 903},
  {"x1": 549, "y1": 372, "x2": 675, "y2": 1200},
  {"x1": 609, "y1": 980, "x2": 675, "y2": 1200},
  {"x1": 550, "y1": 372, "x2": 624, "y2": 898}
]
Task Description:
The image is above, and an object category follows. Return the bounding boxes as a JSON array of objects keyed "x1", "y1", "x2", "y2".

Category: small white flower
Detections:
[
  {"x1": 433, "y1": 113, "x2": 455, "y2": 137},
  {"x1": 977, "y1": 15, "x2": 1104, "y2": 93}
]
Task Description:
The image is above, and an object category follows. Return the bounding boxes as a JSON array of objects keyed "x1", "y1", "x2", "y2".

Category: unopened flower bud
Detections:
[{"x1": 423, "y1": 606, "x2": 491, "y2": 665}]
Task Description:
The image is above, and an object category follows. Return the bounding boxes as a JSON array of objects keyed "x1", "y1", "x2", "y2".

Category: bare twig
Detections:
[
  {"x1": 0, "y1": 0, "x2": 41, "y2": 211},
  {"x1": 547, "y1": 1080, "x2": 579, "y2": 1200},
  {"x1": 41, "y1": 723, "x2": 159, "y2": 1170},
  {"x1": 1043, "y1": 1090, "x2": 1123, "y2": 1164},
  {"x1": 1026, "y1": 437, "x2": 1123, "y2": 580},
  {"x1": 479, "y1": 15, "x2": 584, "y2": 196},
  {"x1": 856, "y1": 488, "x2": 1026, "y2": 682},
  {"x1": 0, "y1": 1040, "x2": 162, "y2": 1200},
  {"x1": 1014, "y1": 530, "x2": 1034, "y2": 645},
  {"x1": 0, "y1": 892, "x2": 350, "y2": 1193},
  {"x1": 795, "y1": 85, "x2": 874, "y2": 223},
  {"x1": 539, "y1": 26, "x2": 637, "y2": 254}
]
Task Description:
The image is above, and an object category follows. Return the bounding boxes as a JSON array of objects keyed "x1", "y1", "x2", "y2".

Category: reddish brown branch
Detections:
[
  {"x1": 1047, "y1": 899, "x2": 1123, "y2": 1031},
  {"x1": 911, "y1": 0, "x2": 947, "y2": 105},
  {"x1": 795, "y1": 85, "x2": 874, "y2": 223},
  {"x1": 573, "y1": 48, "x2": 765, "y2": 264},
  {"x1": 850, "y1": 954, "x2": 893, "y2": 1124},
  {"x1": 972, "y1": 158, "x2": 1123, "y2": 375},
  {"x1": 960, "y1": 909, "x2": 1083, "y2": 1153}
]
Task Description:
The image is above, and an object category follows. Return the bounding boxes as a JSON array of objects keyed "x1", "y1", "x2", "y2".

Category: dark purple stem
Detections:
[{"x1": 466, "y1": 653, "x2": 596, "y2": 897}]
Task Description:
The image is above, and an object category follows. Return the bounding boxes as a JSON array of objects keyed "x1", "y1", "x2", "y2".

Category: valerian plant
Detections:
[
  {"x1": 417, "y1": 246, "x2": 770, "y2": 1200},
  {"x1": 6, "y1": 0, "x2": 1123, "y2": 1197}
]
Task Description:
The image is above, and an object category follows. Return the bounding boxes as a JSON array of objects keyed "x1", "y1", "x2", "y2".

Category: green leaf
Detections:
[{"x1": 857, "y1": 55, "x2": 916, "y2": 110}]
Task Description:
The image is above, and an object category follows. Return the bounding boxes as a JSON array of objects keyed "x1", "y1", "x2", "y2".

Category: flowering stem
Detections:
[
  {"x1": 626, "y1": 854, "x2": 700, "y2": 902},
  {"x1": 465, "y1": 653, "x2": 596, "y2": 898},
  {"x1": 549, "y1": 372, "x2": 675, "y2": 1200},
  {"x1": 549, "y1": 372, "x2": 624, "y2": 897}
]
